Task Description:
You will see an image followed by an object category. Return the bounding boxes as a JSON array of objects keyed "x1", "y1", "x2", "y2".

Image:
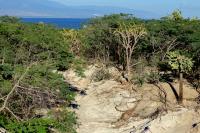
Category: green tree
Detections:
[
  {"x1": 82, "y1": 14, "x2": 141, "y2": 64},
  {"x1": 0, "y1": 20, "x2": 77, "y2": 132},
  {"x1": 162, "y1": 9, "x2": 183, "y2": 21},
  {"x1": 0, "y1": 16, "x2": 20, "y2": 23},
  {"x1": 167, "y1": 51, "x2": 193, "y2": 104}
]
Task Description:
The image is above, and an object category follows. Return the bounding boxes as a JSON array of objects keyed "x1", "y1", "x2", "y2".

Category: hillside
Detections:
[
  {"x1": 0, "y1": 0, "x2": 157, "y2": 18},
  {"x1": 0, "y1": 12, "x2": 200, "y2": 133},
  {"x1": 65, "y1": 65, "x2": 200, "y2": 133}
]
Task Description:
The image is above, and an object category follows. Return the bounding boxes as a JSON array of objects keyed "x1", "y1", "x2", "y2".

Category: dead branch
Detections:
[
  {"x1": 2, "y1": 84, "x2": 66, "y2": 120},
  {"x1": 153, "y1": 83, "x2": 168, "y2": 108},
  {"x1": 0, "y1": 63, "x2": 34, "y2": 120},
  {"x1": 161, "y1": 38, "x2": 178, "y2": 61}
]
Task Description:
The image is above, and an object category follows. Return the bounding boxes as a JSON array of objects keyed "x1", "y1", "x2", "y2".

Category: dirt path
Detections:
[{"x1": 64, "y1": 66, "x2": 200, "y2": 133}]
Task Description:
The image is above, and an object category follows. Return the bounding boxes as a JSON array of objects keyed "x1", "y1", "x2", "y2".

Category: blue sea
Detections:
[{"x1": 21, "y1": 18, "x2": 89, "y2": 29}]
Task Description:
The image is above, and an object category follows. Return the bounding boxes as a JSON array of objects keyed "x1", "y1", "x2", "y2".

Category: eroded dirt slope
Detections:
[{"x1": 64, "y1": 65, "x2": 200, "y2": 133}]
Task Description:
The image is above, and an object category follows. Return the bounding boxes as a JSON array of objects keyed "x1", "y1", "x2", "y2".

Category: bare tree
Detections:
[{"x1": 114, "y1": 22, "x2": 147, "y2": 81}]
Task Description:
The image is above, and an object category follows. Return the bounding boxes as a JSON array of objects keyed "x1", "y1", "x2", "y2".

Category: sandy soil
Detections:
[{"x1": 64, "y1": 65, "x2": 200, "y2": 133}]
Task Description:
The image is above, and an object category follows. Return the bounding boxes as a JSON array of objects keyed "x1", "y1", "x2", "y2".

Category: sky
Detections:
[{"x1": 0, "y1": 0, "x2": 200, "y2": 18}]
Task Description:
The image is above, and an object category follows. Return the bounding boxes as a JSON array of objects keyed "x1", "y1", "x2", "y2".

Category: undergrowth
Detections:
[{"x1": 0, "y1": 109, "x2": 77, "y2": 133}]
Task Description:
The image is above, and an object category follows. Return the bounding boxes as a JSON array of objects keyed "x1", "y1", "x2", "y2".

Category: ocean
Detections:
[{"x1": 21, "y1": 18, "x2": 89, "y2": 29}]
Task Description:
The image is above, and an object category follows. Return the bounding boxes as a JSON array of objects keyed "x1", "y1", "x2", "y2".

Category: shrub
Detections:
[
  {"x1": 0, "y1": 109, "x2": 77, "y2": 133},
  {"x1": 132, "y1": 57, "x2": 147, "y2": 86},
  {"x1": 0, "y1": 64, "x2": 13, "y2": 80},
  {"x1": 5, "y1": 118, "x2": 54, "y2": 133},
  {"x1": 93, "y1": 68, "x2": 111, "y2": 82},
  {"x1": 146, "y1": 71, "x2": 161, "y2": 84},
  {"x1": 73, "y1": 58, "x2": 86, "y2": 77},
  {"x1": 19, "y1": 63, "x2": 75, "y2": 101},
  {"x1": 49, "y1": 109, "x2": 77, "y2": 133},
  {"x1": 133, "y1": 75, "x2": 146, "y2": 87},
  {"x1": 0, "y1": 18, "x2": 77, "y2": 133},
  {"x1": 0, "y1": 80, "x2": 12, "y2": 95}
]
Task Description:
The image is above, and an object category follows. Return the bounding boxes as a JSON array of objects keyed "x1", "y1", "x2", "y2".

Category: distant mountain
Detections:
[
  {"x1": 0, "y1": 0, "x2": 159, "y2": 18},
  {"x1": 0, "y1": 0, "x2": 69, "y2": 17}
]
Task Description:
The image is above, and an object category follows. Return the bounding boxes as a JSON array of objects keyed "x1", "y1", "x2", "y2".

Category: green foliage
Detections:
[
  {"x1": 62, "y1": 29, "x2": 83, "y2": 56},
  {"x1": 166, "y1": 51, "x2": 194, "y2": 73},
  {"x1": 82, "y1": 14, "x2": 142, "y2": 63},
  {"x1": 164, "y1": 10, "x2": 183, "y2": 21},
  {"x1": 133, "y1": 75, "x2": 146, "y2": 87},
  {"x1": 146, "y1": 71, "x2": 161, "y2": 84},
  {"x1": 0, "y1": 64, "x2": 13, "y2": 80},
  {"x1": 0, "y1": 22, "x2": 73, "y2": 70},
  {"x1": 0, "y1": 20, "x2": 76, "y2": 100},
  {"x1": 73, "y1": 59, "x2": 86, "y2": 77},
  {"x1": 5, "y1": 118, "x2": 54, "y2": 133},
  {"x1": 133, "y1": 71, "x2": 161, "y2": 86},
  {"x1": 0, "y1": 114, "x2": 53, "y2": 133},
  {"x1": 1, "y1": 12, "x2": 200, "y2": 133},
  {"x1": 0, "y1": 17, "x2": 77, "y2": 132},
  {"x1": 75, "y1": 66, "x2": 85, "y2": 77},
  {"x1": 18, "y1": 63, "x2": 76, "y2": 101},
  {"x1": 0, "y1": 16, "x2": 20, "y2": 23},
  {"x1": 56, "y1": 50, "x2": 74, "y2": 71},
  {"x1": 0, "y1": 80, "x2": 12, "y2": 95},
  {"x1": 93, "y1": 68, "x2": 111, "y2": 82},
  {"x1": 0, "y1": 110, "x2": 77, "y2": 133},
  {"x1": 49, "y1": 109, "x2": 77, "y2": 133},
  {"x1": 0, "y1": 64, "x2": 13, "y2": 95}
]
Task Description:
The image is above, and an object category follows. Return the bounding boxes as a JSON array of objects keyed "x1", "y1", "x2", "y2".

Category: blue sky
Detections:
[{"x1": 0, "y1": 0, "x2": 200, "y2": 18}]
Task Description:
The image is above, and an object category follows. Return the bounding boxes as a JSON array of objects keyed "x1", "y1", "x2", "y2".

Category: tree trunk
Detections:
[
  {"x1": 106, "y1": 46, "x2": 110, "y2": 62},
  {"x1": 178, "y1": 72, "x2": 183, "y2": 104},
  {"x1": 126, "y1": 49, "x2": 131, "y2": 81},
  {"x1": 117, "y1": 44, "x2": 120, "y2": 64},
  {"x1": 127, "y1": 61, "x2": 130, "y2": 81}
]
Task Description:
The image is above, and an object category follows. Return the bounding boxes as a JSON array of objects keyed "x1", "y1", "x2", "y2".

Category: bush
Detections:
[
  {"x1": 49, "y1": 109, "x2": 77, "y2": 133},
  {"x1": 18, "y1": 63, "x2": 76, "y2": 101},
  {"x1": 0, "y1": 18, "x2": 78, "y2": 133},
  {"x1": 0, "y1": 64, "x2": 13, "y2": 80},
  {"x1": 0, "y1": 109, "x2": 77, "y2": 133},
  {"x1": 93, "y1": 68, "x2": 111, "y2": 82},
  {"x1": 0, "y1": 80, "x2": 12, "y2": 95},
  {"x1": 146, "y1": 71, "x2": 161, "y2": 84},
  {"x1": 73, "y1": 58, "x2": 86, "y2": 77},
  {"x1": 5, "y1": 118, "x2": 54, "y2": 133},
  {"x1": 133, "y1": 75, "x2": 146, "y2": 87},
  {"x1": 132, "y1": 57, "x2": 147, "y2": 86}
]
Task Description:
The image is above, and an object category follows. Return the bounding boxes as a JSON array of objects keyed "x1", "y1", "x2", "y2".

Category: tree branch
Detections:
[{"x1": 0, "y1": 63, "x2": 35, "y2": 120}]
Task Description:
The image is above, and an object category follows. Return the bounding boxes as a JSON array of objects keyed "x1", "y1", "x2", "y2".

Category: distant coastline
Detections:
[{"x1": 21, "y1": 18, "x2": 89, "y2": 29}]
